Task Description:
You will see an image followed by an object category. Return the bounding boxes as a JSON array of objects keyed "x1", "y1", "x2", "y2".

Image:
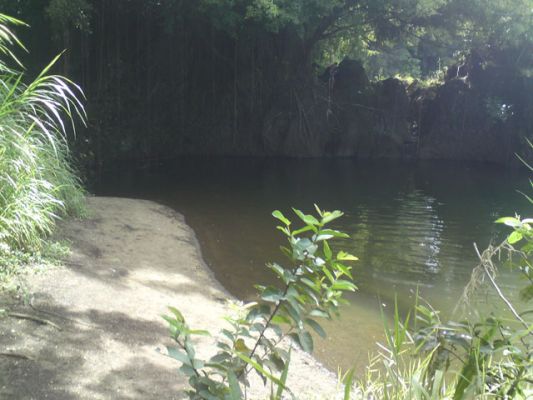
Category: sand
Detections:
[{"x1": 0, "y1": 197, "x2": 341, "y2": 399}]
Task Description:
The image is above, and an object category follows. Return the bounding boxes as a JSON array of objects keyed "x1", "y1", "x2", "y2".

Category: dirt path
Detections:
[{"x1": 0, "y1": 197, "x2": 340, "y2": 399}]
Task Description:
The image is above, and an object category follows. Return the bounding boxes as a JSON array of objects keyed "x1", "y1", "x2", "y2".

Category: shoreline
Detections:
[{"x1": 0, "y1": 196, "x2": 340, "y2": 399}]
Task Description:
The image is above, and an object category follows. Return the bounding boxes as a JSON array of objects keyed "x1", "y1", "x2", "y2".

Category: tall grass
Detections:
[
  {"x1": 351, "y1": 293, "x2": 532, "y2": 399},
  {"x1": 0, "y1": 14, "x2": 86, "y2": 256}
]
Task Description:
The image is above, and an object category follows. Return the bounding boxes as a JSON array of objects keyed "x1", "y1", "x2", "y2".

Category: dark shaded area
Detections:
[
  {"x1": 412, "y1": 51, "x2": 533, "y2": 164},
  {"x1": 2, "y1": 1, "x2": 531, "y2": 171},
  {"x1": 0, "y1": 305, "x2": 179, "y2": 399}
]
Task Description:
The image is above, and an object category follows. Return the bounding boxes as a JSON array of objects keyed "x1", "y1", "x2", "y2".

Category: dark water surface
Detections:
[{"x1": 95, "y1": 158, "x2": 530, "y2": 372}]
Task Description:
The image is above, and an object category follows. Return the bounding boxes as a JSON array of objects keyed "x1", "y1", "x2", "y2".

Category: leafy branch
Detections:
[{"x1": 163, "y1": 206, "x2": 358, "y2": 399}]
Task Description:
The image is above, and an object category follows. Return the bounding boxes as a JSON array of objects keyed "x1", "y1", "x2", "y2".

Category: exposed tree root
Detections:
[
  {"x1": 0, "y1": 352, "x2": 35, "y2": 361},
  {"x1": 7, "y1": 312, "x2": 62, "y2": 331}
]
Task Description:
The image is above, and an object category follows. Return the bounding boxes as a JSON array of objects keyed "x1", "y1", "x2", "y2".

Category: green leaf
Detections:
[
  {"x1": 334, "y1": 262, "x2": 354, "y2": 279},
  {"x1": 431, "y1": 370, "x2": 445, "y2": 399},
  {"x1": 269, "y1": 263, "x2": 285, "y2": 279},
  {"x1": 292, "y1": 225, "x2": 314, "y2": 236},
  {"x1": 261, "y1": 286, "x2": 284, "y2": 303},
  {"x1": 162, "y1": 315, "x2": 184, "y2": 331},
  {"x1": 199, "y1": 389, "x2": 220, "y2": 400},
  {"x1": 185, "y1": 341, "x2": 196, "y2": 358},
  {"x1": 313, "y1": 257, "x2": 326, "y2": 267},
  {"x1": 337, "y1": 251, "x2": 358, "y2": 261},
  {"x1": 275, "y1": 348, "x2": 291, "y2": 400},
  {"x1": 234, "y1": 338, "x2": 250, "y2": 353},
  {"x1": 323, "y1": 241, "x2": 332, "y2": 260},
  {"x1": 167, "y1": 306, "x2": 185, "y2": 323},
  {"x1": 293, "y1": 208, "x2": 320, "y2": 226},
  {"x1": 250, "y1": 322, "x2": 265, "y2": 333},
  {"x1": 179, "y1": 364, "x2": 197, "y2": 377},
  {"x1": 305, "y1": 318, "x2": 327, "y2": 338},
  {"x1": 227, "y1": 370, "x2": 243, "y2": 400},
  {"x1": 235, "y1": 352, "x2": 286, "y2": 388},
  {"x1": 277, "y1": 226, "x2": 291, "y2": 236},
  {"x1": 321, "y1": 210, "x2": 344, "y2": 224},
  {"x1": 285, "y1": 296, "x2": 301, "y2": 322},
  {"x1": 282, "y1": 302, "x2": 302, "y2": 327},
  {"x1": 272, "y1": 210, "x2": 291, "y2": 226},
  {"x1": 300, "y1": 285, "x2": 320, "y2": 305},
  {"x1": 332, "y1": 279, "x2": 357, "y2": 291},
  {"x1": 319, "y1": 229, "x2": 349, "y2": 238},
  {"x1": 309, "y1": 309, "x2": 329, "y2": 319},
  {"x1": 314, "y1": 233, "x2": 334, "y2": 241},
  {"x1": 221, "y1": 329, "x2": 235, "y2": 341},
  {"x1": 292, "y1": 238, "x2": 318, "y2": 259},
  {"x1": 301, "y1": 277, "x2": 320, "y2": 292},
  {"x1": 189, "y1": 329, "x2": 211, "y2": 336},
  {"x1": 271, "y1": 314, "x2": 291, "y2": 325},
  {"x1": 209, "y1": 352, "x2": 231, "y2": 364},
  {"x1": 246, "y1": 304, "x2": 271, "y2": 322},
  {"x1": 322, "y1": 266, "x2": 335, "y2": 283},
  {"x1": 271, "y1": 324, "x2": 283, "y2": 338},
  {"x1": 495, "y1": 217, "x2": 521, "y2": 227},
  {"x1": 508, "y1": 231, "x2": 523, "y2": 244},
  {"x1": 297, "y1": 330, "x2": 314, "y2": 353},
  {"x1": 453, "y1": 356, "x2": 477, "y2": 400},
  {"x1": 343, "y1": 368, "x2": 355, "y2": 400},
  {"x1": 167, "y1": 347, "x2": 191, "y2": 365},
  {"x1": 269, "y1": 352, "x2": 286, "y2": 372}
]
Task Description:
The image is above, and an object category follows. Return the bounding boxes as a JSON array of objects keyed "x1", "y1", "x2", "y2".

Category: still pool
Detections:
[{"x1": 96, "y1": 158, "x2": 530, "y2": 371}]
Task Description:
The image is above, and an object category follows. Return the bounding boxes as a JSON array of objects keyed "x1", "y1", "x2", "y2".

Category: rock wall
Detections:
[
  {"x1": 416, "y1": 56, "x2": 533, "y2": 165},
  {"x1": 260, "y1": 59, "x2": 412, "y2": 159},
  {"x1": 86, "y1": 52, "x2": 533, "y2": 168},
  {"x1": 257, "y1": 54, "x2": 533, "y2": 165}
]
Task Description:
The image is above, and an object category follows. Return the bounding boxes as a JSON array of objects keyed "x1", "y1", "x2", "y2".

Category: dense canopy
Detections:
[{"x1": 0, "y1": 0, "x2": 531, "y2": 166}]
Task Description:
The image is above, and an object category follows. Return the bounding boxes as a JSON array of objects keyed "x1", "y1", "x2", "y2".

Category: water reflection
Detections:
[{"x1": 95, "y1": 158, "x2": 529, "y2": 371}]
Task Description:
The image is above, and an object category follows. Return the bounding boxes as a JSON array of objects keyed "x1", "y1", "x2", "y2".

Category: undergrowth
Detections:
[
  {"x1": 0, "y1": 14, "x2": 85, "y2": 291},
  {"x1": 0, "y1": 240, "x2": 70, "y2": 295}
]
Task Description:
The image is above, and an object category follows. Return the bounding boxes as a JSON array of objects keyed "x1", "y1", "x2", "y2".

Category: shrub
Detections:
[{"x1": 164, "y1": 206, "x2": 358, "y2": 399}]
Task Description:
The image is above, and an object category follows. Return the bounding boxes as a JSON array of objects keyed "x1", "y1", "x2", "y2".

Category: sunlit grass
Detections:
[{"x1": 0, "y1": 14, "x2": 85, "y2": 286}]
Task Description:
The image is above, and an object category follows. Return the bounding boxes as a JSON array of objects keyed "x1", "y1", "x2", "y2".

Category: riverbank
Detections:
[{"x1": 0, "y1": 197, "x2": 339, "y2": 399}]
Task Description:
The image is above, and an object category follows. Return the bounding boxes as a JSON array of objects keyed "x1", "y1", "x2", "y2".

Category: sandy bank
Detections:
[{"x1": 0, "y1": 197, "x2": 340, "y2": 399}]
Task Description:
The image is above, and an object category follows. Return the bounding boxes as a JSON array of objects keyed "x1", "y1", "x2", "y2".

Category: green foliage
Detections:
[
  {"x1": 45, "y1": 0, "x2": 92, "y2": 32},
  {"x1": 496, "y1": 215, "x2": 533, "y2": 306},
  {"x1": 199, "y1": 0, "x2": 349, "y2": 35},
  {"x1": 0, "y1": 240, "x2": 70, "y2": 293},
  {"x1": 164, "y1": 206, "x2": 357, "y2": 399},
  {"x1": 196, "y1": 0, "x2": 510, "y2": 78},
  {"x1": 355, "y1": 214, "x2": 533, "y2": 399},
  {"x1": 0, "y1": 14, "x2": 86, "y2": 258},
  {"x1": 355, "y1": 297, "x2": 532, "y2": 398},
  {"x1": 414, "y1": 307, "x2": 532, "y2": 398}
]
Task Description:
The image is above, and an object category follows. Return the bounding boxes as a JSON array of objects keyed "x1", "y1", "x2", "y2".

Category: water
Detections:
[{"x1": 95, "y1": 157, "x2": 530, "y2": 372}]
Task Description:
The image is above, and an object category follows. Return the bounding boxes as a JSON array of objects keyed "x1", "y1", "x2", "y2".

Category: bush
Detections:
[{"x1": 164, "y1": 206, "x2": 358, "y2": 399}]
